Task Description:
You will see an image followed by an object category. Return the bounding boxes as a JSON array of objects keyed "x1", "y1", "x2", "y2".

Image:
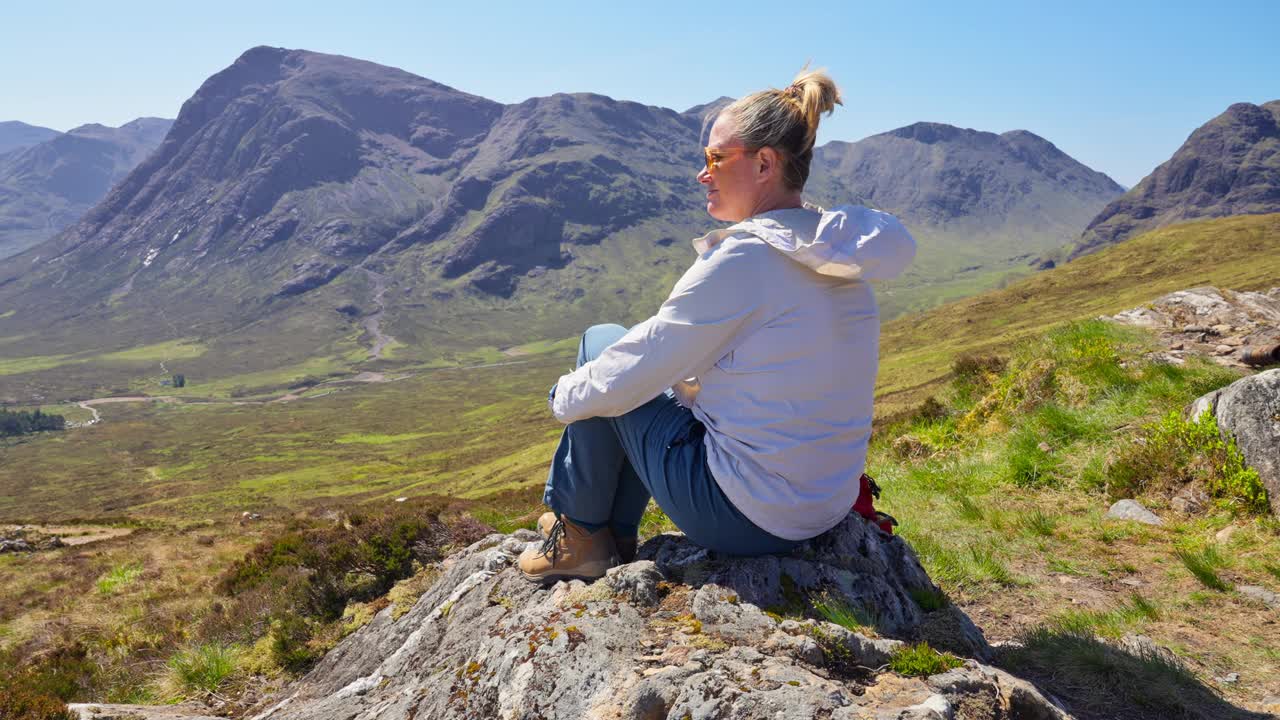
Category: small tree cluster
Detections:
[{"x1": 0, "y1": 408, "x2": 66, "y2": 438}]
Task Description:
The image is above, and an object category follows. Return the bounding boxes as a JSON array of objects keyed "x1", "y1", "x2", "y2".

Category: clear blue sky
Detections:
[{"x1": 3, "y1": 0, "x2": 1276, "y2": 187}]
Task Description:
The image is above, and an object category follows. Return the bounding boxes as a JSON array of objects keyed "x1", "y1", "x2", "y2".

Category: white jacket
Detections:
[{"x1": 550, "y1": 204, "x2": 916, "y2": 540}]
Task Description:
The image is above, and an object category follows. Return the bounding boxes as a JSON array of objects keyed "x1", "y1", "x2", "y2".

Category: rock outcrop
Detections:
[
  {"x1": 0, "y1": 525, "x2": 66, "y2": 553},
  {"x1": 168, "y1": 514, "x2": 1082, "y2": 720},
  {"x1": 1109, "y1": 286, "x2": 1280, "y2": 369},
  {"x1": 1189, "y1": 368, "x2": 1280, "y2": 517}
]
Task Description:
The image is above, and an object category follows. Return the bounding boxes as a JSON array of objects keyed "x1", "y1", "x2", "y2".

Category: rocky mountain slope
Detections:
[
  {"x1": 0, "y1": 120, "x2": 60, "y2": 155},
  {"x1": 1069, "y1": 100, "x2": 1280, "y2": 260},
  {"x1": 0, "y1": 117, "x2": 173, "y2": 258},
  {"x1": 0, "y1": 46, "x2": 1121, "y2": 386},
  {"x1": 813, "y1": 122, "x2": 1124, "y2": 271}
]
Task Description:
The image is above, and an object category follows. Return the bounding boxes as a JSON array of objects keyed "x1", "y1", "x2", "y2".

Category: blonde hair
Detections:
[{"x1": 721, "y1": 66, "x2": 842, "y2": 191}]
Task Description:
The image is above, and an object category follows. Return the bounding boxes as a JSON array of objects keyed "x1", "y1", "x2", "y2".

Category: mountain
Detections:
[
  {"x1": 0, "y1": 47, "x2": 1122, "y2": 398},
  {"x1": 1069, "y1": 100, "x2": 1280, "y2": 260},
  {"x1": 0, "y1": 120, "x2": 60, "y2": 155},
  {"x1": 0, "y1": 117, "x2": 173, "y2": 258},
  {"x1": 810, "y1": 123, "x2": 1124, "y2": 295}
]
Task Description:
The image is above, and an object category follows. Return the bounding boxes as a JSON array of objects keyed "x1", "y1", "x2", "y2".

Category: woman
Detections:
[{"x1": 519, "y1": 69, "x2": 916, "y2": 582}]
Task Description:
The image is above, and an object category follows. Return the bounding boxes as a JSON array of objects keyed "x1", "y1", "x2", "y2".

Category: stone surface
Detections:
[
  {"x1": 1210, "y1": 369, "x2": 1280, "y2": 517},
  {"x1": 0, "y1": 526, "x2": 65, "y2": 553},
  {"x1": 1191, "y1": 368, "x2": 1280, "y2": 517},
  {"x1": 1236, "y1": 585, "x2": 1280, "y2": 609},
  {"x1": 1109, "y1": 286, "x2": 1280, "y2": 370},
  {"x1": 1171, "y1": 486, "x2": 1209, "y2": 515},
  {"x1": 69, "y1": 704, "x2": 223, "y2": 720},
  {"x1": 189, "y1": 515, "x2": 1071, "y2": 720},
  {"x1": 78, "y1": 516, "x2": 1086, "y2": 720},
  {"x1": 1119, "y1": 633, "x2": 1185, "y2": 669},
  {"x1": 1106, "y1": 499, "x2": 1164, "y2": 526}
]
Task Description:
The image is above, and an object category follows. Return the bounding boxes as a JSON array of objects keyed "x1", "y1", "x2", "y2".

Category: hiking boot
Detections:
[
  {"x1": 537, "y1": 511, "x2": 557, "y2": 537},
  {"x1": 519, "y1": 516, "x2": 616, "y2": 583},
  {"x1": 539, "y1": 511, "x2": 638, "y2": 564}
]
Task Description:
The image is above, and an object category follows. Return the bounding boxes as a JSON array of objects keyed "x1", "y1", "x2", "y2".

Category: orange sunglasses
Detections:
[{"x1": 703, "y1": 146, "x2": 756, "y2": 173}]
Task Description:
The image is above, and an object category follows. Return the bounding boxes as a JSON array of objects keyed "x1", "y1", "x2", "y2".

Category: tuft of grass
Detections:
[
  {"x1": 811, "y1": 591, "x2": 878, "y2": 632},
  {"x1": 950, "y1": 494, "x2": 985, "y2": 522},
  {"x1": 1175, "y1": 546, "x2": 1230, "y2": 591},
  {"x1": 159, "y1": 643, "x2": 239, "y2": 699},
  {"x1": 1018, "y1": 509, "x2": 1058, "y2": 537},
  {"x1": 907, "y1": 534, "x2": 1017, "y2": 590},
  {"x1": 888, "y1": 642, "x2": 963, "y2": 677},
  {"x1": 95, "y1": 563, "x2": 143, "y2": 594},
  {"x1": 1048, "y1": 593, "x2": 1161, "y2": 639},
  {"x1": 1005, "y1": 428, "x2": 1060, "y2": 487},
  {"x1": 638, "y1": 502, "x2": 678, "y2": 538}
]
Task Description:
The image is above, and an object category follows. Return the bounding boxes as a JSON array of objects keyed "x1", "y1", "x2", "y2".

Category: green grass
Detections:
[
  {"x1": 0, "y1": 355, "x2": 573, "y2": 522},
  {"x1": 811, "y1": 591, "x2": 878, "y2": 632},
  {"x1": 96, "y1": 339, "x2": 206, "y2": 363},
  {"x1": 908, "y1": 587, "x2": 949, "y2": 612},
  {"x1": 1265, "y1": 564, "x2": 1280, "y2": 583},
  {"x1": 334, "y1": 432, "x2": 439, "y2": 445},
  {"x1": 95, "y1": 562, "x2": 143, "y2": 594},
  {"x1": 1107, "y1": 409, "x2": 1269, "y2": 513},
  {"x1": 876, "y1": 213, "x2": 1280, "y2": 418},
  {"x1": 887, "y1": 642, "x2": 963, "y2": 676},
  {"x1": 1017, "y1": 509, "x2": 1058, "y2": 537},
  {"x1": 1049, "y1": 593, "x2": 1161, "y2": 638},
  {"x1": 160, "y1": 643, "x2": 240, "y2": 698},
  {"x1": 1175, "y1": 546, "x2": 1230, "y2": 591},
  {"x1": 0, "y1": 352, "x2": 77, "y2": 376}
]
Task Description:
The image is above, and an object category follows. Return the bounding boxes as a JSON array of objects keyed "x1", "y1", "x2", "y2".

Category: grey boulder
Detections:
[
  {"x1": 1106, "y1": 499, "x2": 1164, "y2": 525},
  {"x1": 1190, "y1": 368, "x2": 1280, "y2": 517}
]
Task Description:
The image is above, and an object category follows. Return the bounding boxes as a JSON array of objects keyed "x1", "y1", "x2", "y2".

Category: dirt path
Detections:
[{"x1": 62, "y1": 356, "x2": 537, "y2": 427}]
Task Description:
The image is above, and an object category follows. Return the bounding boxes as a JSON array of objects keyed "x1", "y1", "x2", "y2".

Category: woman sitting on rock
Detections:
[{"x1": 520, "y1": 68, "x2": 916, "y2": 582}]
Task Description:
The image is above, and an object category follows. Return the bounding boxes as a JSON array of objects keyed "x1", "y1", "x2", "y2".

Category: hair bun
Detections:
[{"x1": 788, "y1": 67, "x2": 842, "y2": 150}]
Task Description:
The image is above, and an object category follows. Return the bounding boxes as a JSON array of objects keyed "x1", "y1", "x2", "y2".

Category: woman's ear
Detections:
[{"x1": 754, "y1": 146, "x2": 780, "y2": 186}]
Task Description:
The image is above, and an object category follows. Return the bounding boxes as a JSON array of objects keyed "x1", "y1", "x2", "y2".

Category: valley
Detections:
[{"x1": 2, "y1": 40, "x2": 1279, "y2": 720}]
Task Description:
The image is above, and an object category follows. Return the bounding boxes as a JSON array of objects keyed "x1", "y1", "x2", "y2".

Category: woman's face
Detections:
[{"x1": 697, "y1": 114, "x2": 763, "y2": 223}]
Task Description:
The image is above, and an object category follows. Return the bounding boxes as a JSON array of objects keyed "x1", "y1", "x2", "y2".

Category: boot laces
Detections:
[{"x1": 539, "y1": 518, "x2": 566, "y2": 565}]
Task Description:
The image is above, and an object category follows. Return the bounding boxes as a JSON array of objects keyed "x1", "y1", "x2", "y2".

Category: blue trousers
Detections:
[{"x1": 542, "y1": 323, "x2": 801, "y2": 556}]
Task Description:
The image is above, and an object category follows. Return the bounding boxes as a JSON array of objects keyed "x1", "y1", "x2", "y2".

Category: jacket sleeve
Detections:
[{"x1": 550, "y1": 237, "x2": 767, "y2": 423}]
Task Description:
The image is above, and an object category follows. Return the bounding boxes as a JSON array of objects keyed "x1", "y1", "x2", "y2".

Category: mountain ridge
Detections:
[
  {"x1": 0, "y1": 46, "x2": 1125, "y2": 394},
  {"x1": 0, "y1": 120, "x2": 61, "y2": 155},
  {"x1": 0, "y1": 116, "x2": 174, "y2": 259},
  {"x1": 1068, "y1": 99, "x2": 1280, "y2": 259}
]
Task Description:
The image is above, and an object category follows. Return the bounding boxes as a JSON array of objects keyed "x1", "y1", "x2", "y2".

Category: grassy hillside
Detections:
[
  {"x1": 876, "y1": 212, "x2": 1280, "y2": 419},
  {"x1": 3, "y1": 213, "x2": 1280, "y2": 716},
  {"x1": 864, "y1": 319, "x2": 1278, "y2": 716},
  {"x1": 4, "y1": 317, "x2": 1276, "y2": 716}
]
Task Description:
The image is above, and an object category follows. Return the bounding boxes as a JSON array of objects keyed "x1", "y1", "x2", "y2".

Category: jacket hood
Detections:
[{"x1": 691, "y1": 203, "x2": 916, "y2": 280}]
